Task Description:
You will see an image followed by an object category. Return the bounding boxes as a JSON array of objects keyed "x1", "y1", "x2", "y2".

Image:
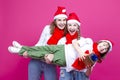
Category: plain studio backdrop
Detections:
[{"x1": 0, "y1": 0, "x2": 120, "y2": 80}]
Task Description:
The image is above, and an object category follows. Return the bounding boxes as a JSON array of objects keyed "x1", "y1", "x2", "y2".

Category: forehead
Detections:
[{"x1": 100, "y1": 41, "x2": 109, "y2": 47}]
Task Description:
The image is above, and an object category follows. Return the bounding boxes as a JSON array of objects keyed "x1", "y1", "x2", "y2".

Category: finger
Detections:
[
  {"x1": 23, "y1": 51, "x2": 28, "y2": 58},
  {"x1": 81, "y1": 56, "x2": 86, "y2": 61},
  {"x1": 83, "y1": 56, "x2": 86, "y2": 60},
  {"x1": 45, "y1": 58, "x2": 52, "y2": 64},
  {"x1": 44, "y1": 55, "x2": 52, "y2": 64},
  {"x1": 79, "y1": 58, "x2": 82, "y2": 61},
  {"x1": 45, "y1": 59, "x2": 51, "y2": 64}
]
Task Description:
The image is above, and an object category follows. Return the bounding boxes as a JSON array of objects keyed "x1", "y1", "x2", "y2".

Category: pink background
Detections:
[{"x1": 0, "y1": 0, "x2": 120, "y2": 80}]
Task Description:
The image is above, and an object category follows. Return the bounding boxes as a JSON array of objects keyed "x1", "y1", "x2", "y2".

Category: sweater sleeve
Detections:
[
  {"x1": 78, "y1": 38, "x2": 93, "y2": 50},
  {"x1": 83, "y1": 38, "x2": 93, "y2": 51}
]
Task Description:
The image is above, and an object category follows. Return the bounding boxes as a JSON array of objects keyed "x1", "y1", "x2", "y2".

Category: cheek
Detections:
[
  {"x1": 56, "y1": 22, "x2": 60, "y2": 25},
  {"x1": 74, "y1": 26, "x2": 78, "y2": 29},
  {"x1": 67, "y1": 26, "x2": 71, "y2": 29},
  {"x1": 104, "y1": 50, "x2": 107, "y2": 53},
  {"x1": 74, "y1": 27, "x2": 79, "y2": 31},
  {"x1": 97, "y1": 46, "x2": 101, "y2": 52},
  {"x1": 63, "y1": 21, "x2": 67, "y2": 24}
]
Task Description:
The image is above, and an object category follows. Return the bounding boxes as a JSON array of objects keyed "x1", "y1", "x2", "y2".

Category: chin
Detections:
[{"x1": 69, "y1": 32, "x2": 75, "y2": 35}]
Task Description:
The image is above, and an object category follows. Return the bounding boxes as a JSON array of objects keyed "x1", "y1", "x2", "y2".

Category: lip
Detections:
[
  {"x1": 69, "y1": 29, "x2": 75, "y2": 32},
  {"x1": 100, "y1": 49, "x2": 104, "y2": 52},
  {"x1": 68, "y1": 30, "x2": 76, "y2": 35},
  {"x1": 59, "y1": 24, "x2": 65, "y2": 27},
  {"x1": 58, "y1": 24, "x2": 65, "y2": 29}
]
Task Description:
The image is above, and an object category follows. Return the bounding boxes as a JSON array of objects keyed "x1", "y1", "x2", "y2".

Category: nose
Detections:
[{"x1": 61, "y1": 21, "x2": 65, "y2": 24}]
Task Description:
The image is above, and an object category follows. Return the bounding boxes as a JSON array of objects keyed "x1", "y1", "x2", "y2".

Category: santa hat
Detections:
[
  {"x1": 54, "y1": 6, "x2": 67, "y2": 19},
  {"x1": 67, "y1": 12, "x2": 81, "y2": 26},
  {"x1": 100, "y1": 40, "x2": 113, "y2": 53}
]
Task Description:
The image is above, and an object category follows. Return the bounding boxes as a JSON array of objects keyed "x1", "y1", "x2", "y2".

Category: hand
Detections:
[
  {"x1": 79, "y1": 53, "x2": 87, "y2": 61},
  {"x1": 44, "y1": 54, "x2": 54, "y2": 64},
  {"x1": 23, "y1": 51, "x2": 28, "y2": 58},
  {"x1": 86, "y1": 64, "x2": 93, "y2": 68},
  {"x1": 83, "y1": 54, "x2": 95, "y2": 67},
  {"x1": 44, "y1": 54, "x2": 52, "y2": 64}
]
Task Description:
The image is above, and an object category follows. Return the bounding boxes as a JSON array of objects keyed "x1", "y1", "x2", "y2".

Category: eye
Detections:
[
  {"x1": 63, "y1": 19, "x2": 66, "y2": 21},
  {"x1": 68, "y1": 24, "x2": 72, "y2": 26},
  {"x1": 104, "y1": 48, "x2": 108, "y2": 51},
  {"x1": 56, "y1": 19, "x2": 62, "y2": 21},
  {"x1": 73, "y1": 24, "x2": 77, "y2": 26},
  {"x1": 103, "y1": 44, "x2": 107, "y2": 47}
]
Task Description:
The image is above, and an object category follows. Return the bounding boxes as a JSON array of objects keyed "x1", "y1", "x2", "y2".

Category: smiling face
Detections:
[
  {"x1": 97, "y1": 41, "x2": 110, "y2": 54},
  {"x1": 67, "y1": 22, "x2": 79, "y2": 35},
  {"x1": 55, "y1": 17, "x2": 67, "y2": 30}
]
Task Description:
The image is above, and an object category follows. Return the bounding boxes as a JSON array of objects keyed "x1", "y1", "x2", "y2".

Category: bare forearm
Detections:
[{"x1": 72, "y1": 40, "x2": 84, "y2": 57}]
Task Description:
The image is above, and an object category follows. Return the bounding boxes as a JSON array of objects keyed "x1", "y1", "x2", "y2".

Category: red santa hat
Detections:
[
  {"x1": 100, "y1": 40, "x2": 113, "y2": 52},
  {"x1": 54, "y1": 6, "x2": 67, "y2": 19},
  {"x1": 67, "y1": 12, "x2": 81, "y2": 26}
]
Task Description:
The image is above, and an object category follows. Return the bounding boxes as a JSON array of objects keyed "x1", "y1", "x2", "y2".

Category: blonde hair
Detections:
[
  {"x1": 77, "y1": 26, "x2": 81, "y2": 40},
  {"x1": 66, "y1": 24, "x2": 81, "y2": 39}
]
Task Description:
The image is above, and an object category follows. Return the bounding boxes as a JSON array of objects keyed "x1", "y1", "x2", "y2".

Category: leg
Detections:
[
  {"x1": 43, "y1": 63, "x2": 57, "y2": 80},
  {"x1": 20, "y1": 45, "x2": 66, "y2": 66},
  {"x1": 9, "y1": 44, "x2": 66, "y2": 66},
  {"x1": 59, "y1": 69, "x2": 74, "y2": 80},
  {"x1": 28, "y1": 59, "x2": 43, "y2": 80},
  {"x1": 74, "y1": 71, "x2": 89, "y2": 80},
  {"x1": 28, "y1": 59, "x2": 57, "y2": 80},
  {"x1": 9, "y1": 45, "x2": 57, "y2": 58}
]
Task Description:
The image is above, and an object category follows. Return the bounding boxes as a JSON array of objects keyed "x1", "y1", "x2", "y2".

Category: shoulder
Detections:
[
  {"x1": 41, "y1": 25, "x2": 51, "y2": 33},
  {"x1": 85, "y1": 38, "x2": 93, "y2": 44},
  {"x1": 77, "y1": 37, "x2": 93, "y2": 45},
  {"x1": 80, "y1": 37, "x2": 93, "y2": 42},
  {"x1": 43, "y1": 25, "x2": 50, "y2": 30},
  {"x1": 58, "y1": 37, "x2": 66, "y2": 45}
]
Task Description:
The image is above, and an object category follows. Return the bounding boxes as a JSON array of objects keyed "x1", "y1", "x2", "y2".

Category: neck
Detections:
[{"x1": 65, "y1": 32, "x2": 78, "y2": 44}]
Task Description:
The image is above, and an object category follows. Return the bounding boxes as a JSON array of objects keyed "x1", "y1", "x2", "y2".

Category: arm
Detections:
[
  {"x1": 72, "y1": 38, "x2": 93, "y2": 60},
  {"x1": 72, "y1": 39, "x2": 85, "y2": 60}
]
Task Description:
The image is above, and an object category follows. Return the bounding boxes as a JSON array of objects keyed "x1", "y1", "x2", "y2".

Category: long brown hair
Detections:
[{"x1": 49, "y1": 20, "x2": 67, "y2": 36}]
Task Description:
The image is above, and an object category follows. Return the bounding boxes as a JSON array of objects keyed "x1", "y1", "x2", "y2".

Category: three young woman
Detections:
[{"x1": 8, "y1": 10, "x2": 113, "y2": 80}]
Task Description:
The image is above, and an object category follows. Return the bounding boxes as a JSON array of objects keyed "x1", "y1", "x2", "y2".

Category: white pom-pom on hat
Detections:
[{"x1": 54, "y1": 6, "x2": 67, "y2": 19}]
